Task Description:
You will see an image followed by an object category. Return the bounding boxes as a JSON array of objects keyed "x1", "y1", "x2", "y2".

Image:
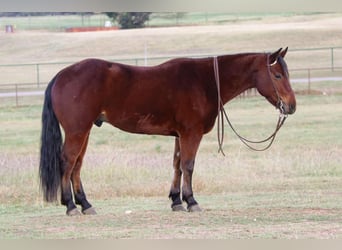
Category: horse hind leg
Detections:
[
  {"x1": 169, "y1": 137, "x2": 186, "y2": 212},
  {"x1": 71, "y1": 133, "x2": 97, "y2": 215},
  {"x1": 61, "y1": 130, "x2": 91, "y2": 216}
]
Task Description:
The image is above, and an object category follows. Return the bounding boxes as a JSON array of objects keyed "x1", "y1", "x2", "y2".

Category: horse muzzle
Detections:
[{"x1": 278, "y1": 100, "x2": 296, "y2": 115}]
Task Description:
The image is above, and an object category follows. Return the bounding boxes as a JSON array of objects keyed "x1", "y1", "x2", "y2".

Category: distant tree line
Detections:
[{"x1": 105, "y1": 12, "x2": 151, "y2": 29}]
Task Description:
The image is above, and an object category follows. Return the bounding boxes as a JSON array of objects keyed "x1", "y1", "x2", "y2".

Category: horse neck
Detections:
[{"x1": 216, "y1": 53, "x2": 261, "y2": 104}]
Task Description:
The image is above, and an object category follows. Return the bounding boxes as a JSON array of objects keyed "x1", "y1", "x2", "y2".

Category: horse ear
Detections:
[
  {"x1": 280, "y1": 47, "x2": 288, "y2": 58},
  {"x1": 269, "y1": 48, "x2": 282, "y2": 65}
]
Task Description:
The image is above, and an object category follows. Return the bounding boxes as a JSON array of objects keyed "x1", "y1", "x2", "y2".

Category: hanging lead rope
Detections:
[
  {"x1": 213, "y1": 56, "x2": 288, "y2": 154},
  {"x1": 213, "y1": 56, "x2": 226, "y2": 155}
]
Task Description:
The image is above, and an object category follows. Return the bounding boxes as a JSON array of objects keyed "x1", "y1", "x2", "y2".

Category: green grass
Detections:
[
  {"x1": 0, "y1": 14, "x2": 110, "y2": 31},
  {"x1": 148, "y1": 12, "x2": 274, "y2": 27}
]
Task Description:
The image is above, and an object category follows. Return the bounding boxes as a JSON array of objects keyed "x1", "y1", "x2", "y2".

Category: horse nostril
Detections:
[{"x1": 289, "y1": 104, "x2": 296, "y2": 114}]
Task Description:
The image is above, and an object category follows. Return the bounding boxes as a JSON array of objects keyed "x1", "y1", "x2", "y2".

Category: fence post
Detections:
[
  {"x1": 36, "y1": 64, "x2": 40, "y2": 87},
  {"x1": 331, "y1": 47, "x2": 334, "y2": 72},
  {"x1": 307, "y1": 68, "x2": 311, "y2": 94},
  {"x1": 15, "y1": 84, "x2": 19, "y2": 107}
]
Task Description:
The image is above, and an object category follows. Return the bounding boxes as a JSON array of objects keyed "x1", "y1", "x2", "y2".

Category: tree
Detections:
[{"x1": 105, "y1": 12, "x2": 151, "y2": 29}]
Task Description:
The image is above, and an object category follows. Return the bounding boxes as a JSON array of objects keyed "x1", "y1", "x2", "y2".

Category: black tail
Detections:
[{"x1": 39, "y1": 76, "x2": 63, "y2": 202}]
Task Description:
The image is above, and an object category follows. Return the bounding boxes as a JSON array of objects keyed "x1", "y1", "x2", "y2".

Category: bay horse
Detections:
[{"x1": 39, "y1": 48, "x2": 296, "y2": 215}]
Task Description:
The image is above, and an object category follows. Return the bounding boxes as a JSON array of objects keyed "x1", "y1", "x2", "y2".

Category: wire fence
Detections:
[{"x1": 1, "y1": 47, "x2": 342, "y2": 107}]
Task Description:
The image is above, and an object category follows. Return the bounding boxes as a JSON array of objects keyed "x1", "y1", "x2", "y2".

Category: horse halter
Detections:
[
  {"x1": 213, "y1": 54, "x2": 287, "y2": 154},
  {"x1": 266, "y1": 53, "x2": 288, "y2": 115}
]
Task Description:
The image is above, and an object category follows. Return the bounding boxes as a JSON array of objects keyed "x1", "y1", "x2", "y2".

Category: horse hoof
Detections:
[
  {"x1": 188, "y1": 204, "x2": 202, "y2": 212},
  {"x1": 172, "y1": 204, "x2": 187, "y2": 212},
  {"x1": 67, "y1": 208, "x2": 81, "y2": 216},
  {"x1": 82, "y1": 207, "x2": 97, "y2": 215}
]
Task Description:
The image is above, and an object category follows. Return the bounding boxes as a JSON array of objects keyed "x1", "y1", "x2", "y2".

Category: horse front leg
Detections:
[
  {"x1": 179, "y1": 133, "x2": 202, "y2": 212},
  {"x1": 169, "y1": 137, "x2": 186, "y2": 211}
]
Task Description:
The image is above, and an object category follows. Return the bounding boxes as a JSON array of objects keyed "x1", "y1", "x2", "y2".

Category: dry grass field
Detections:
[{"x1": 0, "y1": 13, "x2": 342, "y2": 239}]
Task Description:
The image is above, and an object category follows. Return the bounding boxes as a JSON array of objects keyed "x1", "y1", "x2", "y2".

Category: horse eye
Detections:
[{"x1": 275, "y1": 73, "x2": 282, "y2": 79}]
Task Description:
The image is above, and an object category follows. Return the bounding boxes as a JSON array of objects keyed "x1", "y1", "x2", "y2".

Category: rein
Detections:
[{"x1": 213, "y1": 55, "x2": 287, "y2": 155}]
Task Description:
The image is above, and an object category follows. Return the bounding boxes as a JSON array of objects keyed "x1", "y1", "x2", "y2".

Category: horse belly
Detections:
[{"x1": 108, "y1": 112, "x2": 176, "y2": 136}]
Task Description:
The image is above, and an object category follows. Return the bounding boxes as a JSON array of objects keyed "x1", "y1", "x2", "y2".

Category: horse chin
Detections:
[{"x1": 264, "y1": 96, "x2": 278, "y2": 109}]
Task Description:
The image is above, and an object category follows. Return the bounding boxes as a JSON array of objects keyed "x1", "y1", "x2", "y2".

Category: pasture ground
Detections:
[
  {"x1": 0, "y1": 94, "x2": 341, "y2": 239},
  {"x1": 0, "y1": 13, "x2": 342, "y2": 239}
]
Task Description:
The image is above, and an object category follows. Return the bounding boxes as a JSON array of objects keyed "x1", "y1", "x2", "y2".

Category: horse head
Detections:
[{"x1": 255, "y1": 47, "x2": 296, "y2": 115}]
